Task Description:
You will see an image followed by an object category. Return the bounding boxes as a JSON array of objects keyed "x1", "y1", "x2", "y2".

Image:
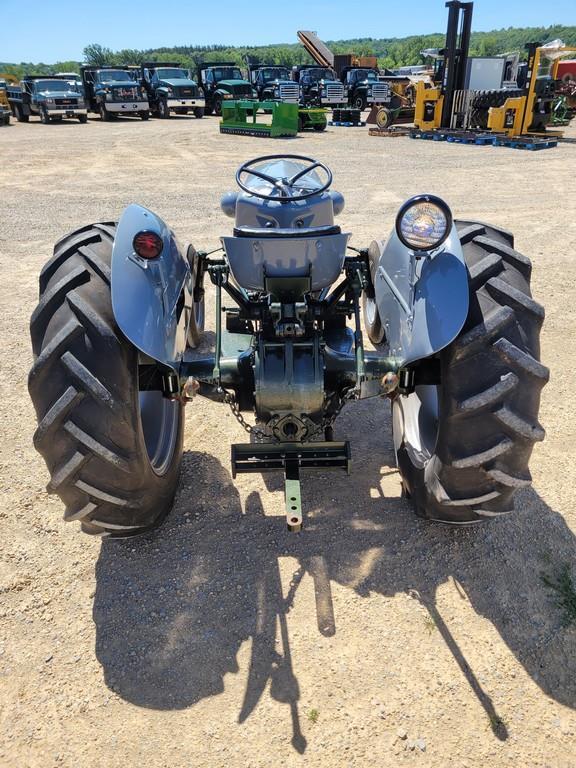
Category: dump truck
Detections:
[
  {"x1": 247, "y1": 62, "x2": 300, "y2": 103},
  {"x1": 80, "y1": 66, "x2": 149, "y2": 121},
  {"x1": 141, "y1": 62, "x2": 205, "y2": 118},
  {"x1": 247, "y1": 61, "x2": 327, "y2": 131},
  {"x1": 339, "y1": 66, "x2": 391, "y2": 110},
  {"x1": 197, "y1": 62, "x2": 257, "y2": 116},
  {"x1": 293, "y1": 66, "x2": 346, "y2": 107},
  {"x1": 7, "y1": 75, "x2": 87, "y2": 123}
]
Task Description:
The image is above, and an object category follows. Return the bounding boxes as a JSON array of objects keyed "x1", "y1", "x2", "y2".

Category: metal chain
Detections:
[
  {"x1": 222, "y1": 387, "x2": 355, "y2": 442},
  {"x1": 223, "y1": 390, "x2": 268, "y2": 439}
]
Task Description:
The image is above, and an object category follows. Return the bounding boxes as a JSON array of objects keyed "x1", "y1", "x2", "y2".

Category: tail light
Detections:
[{"x1": 133, "y1": 231, "x2": 163, "y2": 259}]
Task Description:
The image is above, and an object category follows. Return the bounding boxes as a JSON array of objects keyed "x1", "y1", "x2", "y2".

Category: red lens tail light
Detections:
[{"x1": 133, "y1": 231, "x2": 163, "y2": 259}]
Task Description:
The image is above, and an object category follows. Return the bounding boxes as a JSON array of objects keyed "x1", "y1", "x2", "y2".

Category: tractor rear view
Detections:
[{"x1": 28, "y1": 153, "x2": 548, "y2": 538}]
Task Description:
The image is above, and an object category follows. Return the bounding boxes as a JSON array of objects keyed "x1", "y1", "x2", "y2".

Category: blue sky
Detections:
[{"x1": 1, "y1": 0, "x2": 575, "y2": 62}]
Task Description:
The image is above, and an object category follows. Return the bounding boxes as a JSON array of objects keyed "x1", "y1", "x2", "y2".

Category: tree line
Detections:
[{"x1": 2, "y1": 25, "x2": 575, "y2": 79}]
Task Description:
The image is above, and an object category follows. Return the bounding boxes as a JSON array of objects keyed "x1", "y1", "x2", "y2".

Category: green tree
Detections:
[{"x1": 83, "y1": 43, "x2": 114, "y2": 66}]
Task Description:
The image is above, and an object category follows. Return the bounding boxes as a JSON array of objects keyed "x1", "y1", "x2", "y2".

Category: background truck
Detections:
[
  {"x1": 197, "y1": 62, "x2": 257, "y2": 116},
  {"x1": 247, "y1": 61, "x2": 300, "y2": 103},
  {"x1": 141, "y1": 62, "x2": 205, "y2": 118},
  {"x1": 81, "y1": 66, "x2": 149, "y2": 121},
  {"x1": 292, "y1": 66, "x2": 346, "y2": 107},
  {"x1": 6, "y1": 75, "x2": 87, "y2": 123},
  {"x1": 246, "y1": 61, "x2": 326, "y2": 131},
  {"x1": 339, "y1": 66, "x2": 391, "y2": 110}
]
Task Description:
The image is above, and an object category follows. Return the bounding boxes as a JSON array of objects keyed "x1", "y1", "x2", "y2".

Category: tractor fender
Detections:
[
  {"x1": 111, "y1": 204, "x2": 192, "y2": 370},
  {"x1": 372, "y1": 225, "x2": 469, "y2": 366}
]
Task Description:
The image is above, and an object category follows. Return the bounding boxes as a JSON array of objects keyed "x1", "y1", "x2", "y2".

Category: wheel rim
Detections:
[
  {"x1": 138, "y1": 369, "x2": 180, "y2": 476},
  {"x1": 393, "y1": 386, "x2": 439, "y2": 469},
  {"x1": 364, "y1": 295, "x2": 377, "y2": 326},
  {"x1": 194, "y1": 298, "x2": 205, "y2": 330}
]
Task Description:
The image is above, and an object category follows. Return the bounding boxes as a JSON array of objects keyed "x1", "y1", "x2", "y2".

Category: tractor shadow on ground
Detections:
[{"x1": 93, "y1": 400, "x2": 576, "y2": 752}]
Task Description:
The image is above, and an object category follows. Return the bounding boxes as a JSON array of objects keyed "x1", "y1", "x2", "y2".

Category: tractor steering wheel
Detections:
[{"x1": 236, "y1": 154, "x2": 333, "y2": 201}]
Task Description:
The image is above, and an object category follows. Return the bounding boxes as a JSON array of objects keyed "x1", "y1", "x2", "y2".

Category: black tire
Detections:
[
  {"x1": 16, "y1": 105, "x2": 29, "y2": 122},
  {"x1": 213, "y1": 96, "x2": 223, "y2": 117},
  {"x1": 362, "y1": 241, "x2": 386, "y2": 345},
  {"x1": 40, "y1": 108, "x2": 50, "y2": 124},
  {"x1": 194, "y1": 107, "x2": 204, "y2": 119},
  {"x1": 99, "y1": 103, "x2": 111, "y2": 121},
  {"x1": 186, "y1": 245, "x2": 205, "y2": 348},
  {"x1": 78, "y1": 114, "x2": 88, "y2": 124},
  {"x1": 393, "y1": 220, "x2": 549, "y2": 523},
  {"x1": 352, "y1": 94, "x2": 367, "y2": 111},
  {"x1": 158, "y1": 98, "x2": 170, "y2": 118},
  {"x1": 313, "y1": 121, "x2": 327, "y2": 131},
  {"x1": 375, "y1": 107, "x2": 393, "y2": 131},
  {"x1": 140, "y1": 111, "x2": 150, "y2": 120},
  {"x1": 28, "y1": 223, "x2": 185, "y2": 537}
]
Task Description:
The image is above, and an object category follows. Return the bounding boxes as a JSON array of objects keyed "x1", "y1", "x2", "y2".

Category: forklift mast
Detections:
[{"x1": 440, "y1": 0, "x2": 473, "y2": 127}]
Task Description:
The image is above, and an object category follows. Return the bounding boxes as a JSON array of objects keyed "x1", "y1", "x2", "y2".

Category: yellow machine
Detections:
[
  {"x1": 0, "y1": 73, "x2": 18, "y2": 109},
  {"x1": 488, "y1": 44, "x2": 576, "y2": 136},
  {"x1": 413, "y1": 81, "x2": 443, "y2": 130}
]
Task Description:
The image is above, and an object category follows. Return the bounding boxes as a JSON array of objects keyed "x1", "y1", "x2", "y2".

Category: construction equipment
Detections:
[
  {"x1": 298, "y1": 29, "x2": 412, "y2": 128},
  {"x1": 414, "y1": 1, "x2": 574, "y2": 138},
  {"x1": 0, "y1": 76, "x2": 11, "y2": 124},
  {"x1": 28, "y1": 153, "x2": 547, "y2": 538},
  {"x1": 0, "y1": 73, "x2": 18, "y2": 109},
  {"x1": 219, "y1": 100, "x2": 298, "y2": 137},
  {"x1": 487, "y1": 41, "x2": 576, "y2": 136}
]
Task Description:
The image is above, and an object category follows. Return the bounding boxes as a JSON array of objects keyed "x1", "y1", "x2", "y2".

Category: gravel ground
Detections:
[{"x1": 1, "y1": 114, "x2": 575, "y2": 768}]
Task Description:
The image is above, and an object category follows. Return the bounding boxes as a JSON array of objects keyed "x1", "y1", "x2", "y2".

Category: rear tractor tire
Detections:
[
  {"x1": 392, "y1": 220, "x2": 548, "y2": 523},
  {"x1": 28, "y1": 223, "x2": 185, "y2": 537}
]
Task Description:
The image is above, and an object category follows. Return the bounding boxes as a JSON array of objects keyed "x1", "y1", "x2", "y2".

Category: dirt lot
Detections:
[{"x1": 1, "y1": 114, "x2": 575, "y2": 768}]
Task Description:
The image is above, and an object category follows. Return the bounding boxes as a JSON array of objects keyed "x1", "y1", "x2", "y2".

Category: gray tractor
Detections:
[{"x1": 29, "y1": 155, "x2": 548, "y2": 536}]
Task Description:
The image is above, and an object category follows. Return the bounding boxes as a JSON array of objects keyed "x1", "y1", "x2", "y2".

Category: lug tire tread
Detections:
[
  {"x1": 395, "y1": 220, "x2": 548, "y2": 523},
  {"x1": 28, "y1": 224, "x2": 184, "y2": 536}
]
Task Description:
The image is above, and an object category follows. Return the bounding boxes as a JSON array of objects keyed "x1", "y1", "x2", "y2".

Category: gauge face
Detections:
[{"x1": 398, "y1": 199, "x2": 450, "y2": 250}]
